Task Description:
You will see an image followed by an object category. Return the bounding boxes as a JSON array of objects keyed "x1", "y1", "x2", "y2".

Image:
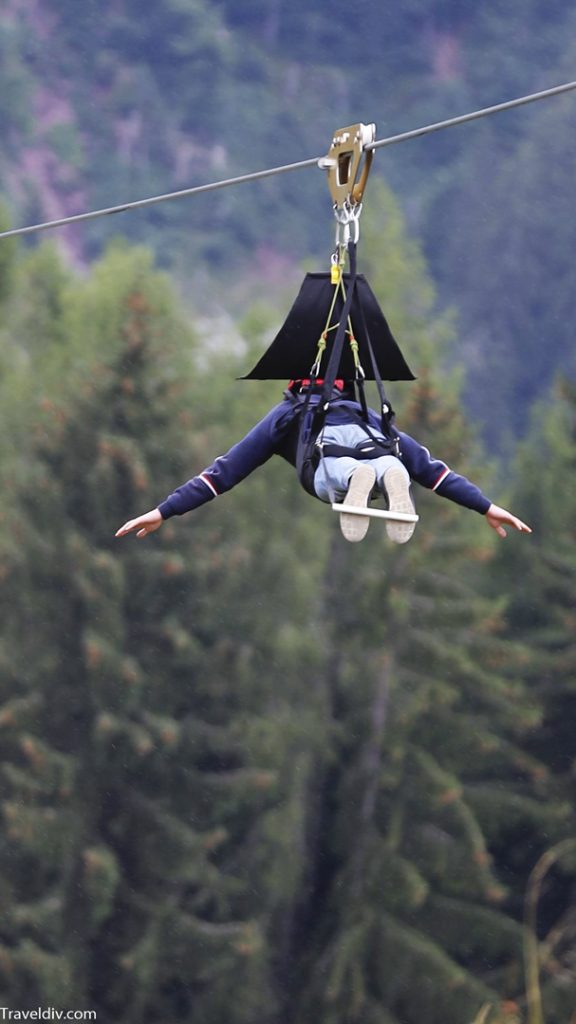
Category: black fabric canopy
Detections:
[{"x1": 241, "y1": 272, "x2": 415, "y2": 381}]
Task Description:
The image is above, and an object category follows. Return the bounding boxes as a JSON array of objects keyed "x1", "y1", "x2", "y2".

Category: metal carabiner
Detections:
[{"x1": 333, "y1": 198, "x2": 363, "y2": 248}]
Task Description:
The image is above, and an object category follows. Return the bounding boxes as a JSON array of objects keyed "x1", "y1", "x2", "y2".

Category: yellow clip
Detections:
[
  {"x1": 330, "y1": 253, "x2": 342, "y2": 284},
  {"x1": 320, "y1": 122, "x2": 376, "y2": 208}
]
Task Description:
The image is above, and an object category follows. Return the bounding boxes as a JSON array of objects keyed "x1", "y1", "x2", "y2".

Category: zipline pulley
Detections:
[
  {"x1": 320, "y1": 122, "x2": 376, "y2": 207},
  {"x1": 318, "y1": 122, "x2": 376, "y2": 250}
]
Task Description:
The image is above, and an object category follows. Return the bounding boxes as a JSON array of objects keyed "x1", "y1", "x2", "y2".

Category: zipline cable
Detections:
[
  {"x1": 367, "y1": 79, "x2": 576, "y2": 153},
  {"x1": 0, "y1": 156, "x2": 322, "y2": 241},
  {"x1": 1, "y1": 78, "x2": 575, "y2": 242}
]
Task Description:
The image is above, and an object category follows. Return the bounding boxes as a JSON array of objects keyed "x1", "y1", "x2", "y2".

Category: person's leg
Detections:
[
  {"x1": 313, "y1": 424, "x2": 378, "y2": 503},
  {"x1": 371, "y1": 454, "x2": 407, "y2": 491},
  {"x1": 315, "y1": 454, "x2": 375, "y2": 541},
  {"x1": 373, "y1": 456, "x2": 416, "y2": 544},
  {"x1": 314, "y1": 455, "x2": 362, "y2": 503},
  {"x1": 339, "y1": 463, "x2": 376, "y2": 542},
  {"x1": 311, "y1": 424, "x2": 416, "y2": 544}
]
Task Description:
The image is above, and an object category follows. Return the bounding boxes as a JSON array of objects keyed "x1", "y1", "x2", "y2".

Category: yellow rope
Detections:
[
  {"x1": 311, "y1": 271, "x2": 344, "y2": 374},
  {"x1": 310, "y1": 249, "x2": 364, "y2": 378},
  {"x1": 338, "y1": 276, "x2": 364, "y2": 376}
]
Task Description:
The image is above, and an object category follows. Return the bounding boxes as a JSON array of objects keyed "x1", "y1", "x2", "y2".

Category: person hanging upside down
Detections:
[{"x1": 115, "y1": 379, "x2": 532, "y2": 545}]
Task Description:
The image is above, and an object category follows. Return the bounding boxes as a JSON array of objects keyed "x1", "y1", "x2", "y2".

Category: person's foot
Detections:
[
  {"x1": 383, "y1": 465, "x2": 416, "y2": 544},
  {"x1": 339, "y1": 464, "x2": 376, "y2": 542}
]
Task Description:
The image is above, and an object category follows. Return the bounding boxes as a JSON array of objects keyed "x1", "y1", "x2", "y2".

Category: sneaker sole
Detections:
[
  {"x1": 340, "y1": 464, "x2": 376, "y2": 542},
  {"x1": 384, "y1": 465, "x2": 416, "y2": 544}
]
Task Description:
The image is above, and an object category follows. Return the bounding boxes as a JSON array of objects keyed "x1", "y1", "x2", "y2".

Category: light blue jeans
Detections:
[{"x1": 313, "y1": 423, "x2": 410, "y2": 503}]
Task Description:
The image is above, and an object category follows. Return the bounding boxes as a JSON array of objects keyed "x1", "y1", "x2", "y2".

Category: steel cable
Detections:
[{"x1": 1, "y1": 79, "x2": 575, "y2": 242}]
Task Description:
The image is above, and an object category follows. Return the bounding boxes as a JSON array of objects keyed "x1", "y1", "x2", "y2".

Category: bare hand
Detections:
[
  {"x1": 485, "y1": 503, "x2": 532, "y2": 539},
  {"x1": 115, "y1": 508, "x2": 163, "y2": 539}
]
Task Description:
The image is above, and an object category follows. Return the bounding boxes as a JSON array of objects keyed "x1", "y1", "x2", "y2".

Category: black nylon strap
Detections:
[
  {"x1": 334, "y1": 402, "x2": 401, "y2": 458},
  {"x1": 321, "y1": 241, "x2": 358, "y2": 406},
  {"x1": 356, "y1": 375, "x2": 370, "y2": 422},
  {"x1": 351, "y1": 277, "x2": 396, "y2": 436},
  {"x1": 320, "y1": 440, "x2": 397, "y2": 460}
]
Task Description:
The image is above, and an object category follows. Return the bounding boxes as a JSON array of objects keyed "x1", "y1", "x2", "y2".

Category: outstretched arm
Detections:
[
  {"x1": 398, "y1": 432, "x2": 532, "y2": 538},
  {"x1": 115, "y1": 508, "x2": 163, "y2": 539},
  {"x1": 154, "y1": 401, "x2": 293, "y2": 520},
  {"x1": 115, "y1": 400, "x2": 297, "y2": 539},
  {"x1": 485, "y1": 503, "x2": 532, "y2": 538}
]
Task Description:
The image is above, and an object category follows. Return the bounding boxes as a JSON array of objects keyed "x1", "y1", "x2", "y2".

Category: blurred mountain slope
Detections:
[{"x1": 1, "y1": 0, "x2": 576, "y2": 446}]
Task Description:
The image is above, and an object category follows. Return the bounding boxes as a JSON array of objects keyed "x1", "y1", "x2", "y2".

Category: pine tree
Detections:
[
  {"x1": 0, "y1": 201, "x2": 16, "y2": 310},
  {"x1": 486, "y1": 383, "x2": 576, "y2": 1021},
  {"x1": 0, "y1": 242, "x2": 328, "y2": 1022},
  {"x1": 432, "y1": 63, "x2": 576, "y2": 451},
  {"x1": 278, "y1": 183, "x2": 557, "y2": 1024}
]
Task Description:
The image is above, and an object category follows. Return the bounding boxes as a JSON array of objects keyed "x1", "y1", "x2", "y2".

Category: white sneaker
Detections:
[
  {"x1": 383, "y1": 465, "x2": 416, "y2": 544},
  {"x1": 339, "y1": 464, "x2": 376, "y2": 543}
]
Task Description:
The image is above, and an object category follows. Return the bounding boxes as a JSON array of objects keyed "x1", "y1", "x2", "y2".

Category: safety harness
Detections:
[{"x1": 287, "y1": 240, "x2": 400, "y2": 498}]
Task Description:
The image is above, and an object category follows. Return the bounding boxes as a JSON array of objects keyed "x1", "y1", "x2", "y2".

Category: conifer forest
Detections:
[{"x1": 1, "y1": 3, "x2": 576, "y2": 1024}]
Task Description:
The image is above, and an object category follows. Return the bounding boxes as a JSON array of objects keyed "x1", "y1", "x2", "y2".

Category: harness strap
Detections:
[
  {"x1": 356, "y1": 374, "x2": 370, "y2": 421},
  {"x1": 351, "y1": 280, "x2": 396, "y2": 436},
  {"x1": 320, "y1": 440, "x2": 396, "y2": 460},
  {"x1": 330, "y1": 403, "x2": 401, "y2": 458},
  {"x1": 321, "y1": 241, "x2": 359, "y2": 405}
]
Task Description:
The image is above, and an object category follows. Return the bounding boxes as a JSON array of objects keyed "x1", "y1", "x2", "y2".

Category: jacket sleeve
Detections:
[
  {"x1": 158, "y1": 402, "x2": 295, "y2": 518},
  {"x1": 398, "y1": 431, "x2": 491, "y2": 514}
]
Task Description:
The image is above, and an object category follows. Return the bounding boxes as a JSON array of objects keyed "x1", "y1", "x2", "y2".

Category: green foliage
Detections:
[
  {"x1": 287, "y1": 386, "x2": 541, "y2": 1022},
  {"x1": 0, "y1": 242, "x2": 328, "y2": 1020},
  {"x1": 0, "y1": 201, "x2": 16, "y2": 308},
  {"x1": 0, "y1": 17, "x2": 34, "y2": 146},
  {"x1": 0, "y1": 180, "x2": 572, "y2": 1022},
  {"x1": 10, "y1": 242, "x2": 71, "y2": 353},
  {"x1": 432, "y1": 66, "x2": 576, "y2": 451},
  {"x1": 484, "y1": 384, "x2": 576, "y2": 1018},
  {"x1": 261, "y1": 191, "x2": 557, "y2": 1024}
]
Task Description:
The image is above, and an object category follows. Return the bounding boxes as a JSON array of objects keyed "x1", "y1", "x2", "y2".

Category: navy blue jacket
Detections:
[{"x1": 158, "y1": 396, "x2": 491, "y2": 519}]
